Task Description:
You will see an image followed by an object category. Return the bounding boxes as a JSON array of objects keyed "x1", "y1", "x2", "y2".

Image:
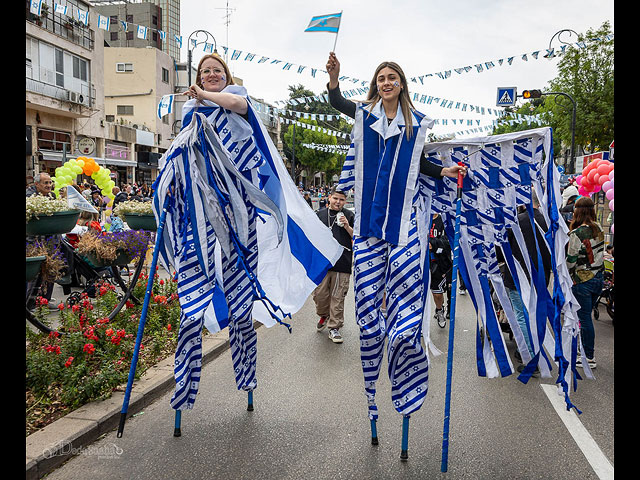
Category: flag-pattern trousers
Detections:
[
  {"x1": 353, "y1": 208, "x2": 429, "y2": 419},
  {"x1": 170, "y1": 204, "x2": 259, "y2": 410}
]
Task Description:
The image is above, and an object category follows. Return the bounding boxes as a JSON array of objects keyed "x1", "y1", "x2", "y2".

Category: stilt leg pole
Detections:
[{"x1": 117, "y1": 195, "x2": 171, "y2": 438}]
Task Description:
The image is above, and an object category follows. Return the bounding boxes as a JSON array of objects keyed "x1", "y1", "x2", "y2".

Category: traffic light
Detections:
[{"x1": 522, "y1": 89, "x2": 542, "y2": 99}]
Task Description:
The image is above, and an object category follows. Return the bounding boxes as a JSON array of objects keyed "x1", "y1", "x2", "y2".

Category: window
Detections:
[
  {"x1": 55, "y1": 48, "x2": 64, "y2": 87},
  {"x1": 126, "y1": 31, "x2": 133, "y2": 41},
  {"x1": 126, "y1": 14, "x2": 133, "y2": 23},
  {"x1": 105, "y1": 115, "x2": 115, "y2": 122},
  {"x1": 152, "y1": 15, "x2": 158, "y2": 26},
  {"x1": 116, "y1": 63, "x2": 133, "y2": 73},
  {"x1": 110, "y1": 31, "x2": 118, "y2": 41},
  {"x1": 73, "y1": 57, "x2": 87, "y2": 81},
  {"x1": 110, "y1": 15, "x2": 118, "y2": 25},
  {"x1": 37, "y1": 128, "x2": 71, "y2": 153},
  {"x1": 117, "y1": 105, "x2": 134, "y2": 115},
  {"x1": 162, "y1": 67, "x2": 169, "y2": 83}
]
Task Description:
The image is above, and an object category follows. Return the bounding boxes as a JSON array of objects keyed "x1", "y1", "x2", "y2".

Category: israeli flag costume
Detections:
[
  {"x1": 152, "y1": 85, "x2": 343, "y2": 410},
  {"x1": 337, "y1": 100, "x2": 436, "y2": 420},
  {"x1": 422, "y1": 127, "x2": 588, "y2": 412}
]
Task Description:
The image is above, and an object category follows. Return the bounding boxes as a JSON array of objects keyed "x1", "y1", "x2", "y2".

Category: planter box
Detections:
[
  {"x1": 82, "y1": 251, "x2": 133, "y2": 268},
  {"x1": 124, "y1": 213, "x2": 157, "y2": 231},
  {"x1": 26, "y1": 256, "x2": 46, "y2": 281},
  {"x1": 26, "y1": 210, "x2": 80, "y2": 236}
]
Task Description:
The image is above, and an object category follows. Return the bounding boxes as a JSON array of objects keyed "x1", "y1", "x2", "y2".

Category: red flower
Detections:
[
  {"x1": 83, "y1": 343, "x2": 96, "y2": 354},
  {"x1": 57, "y1": 303, "x2": 65, "y2": 311},
  {"x1": 64, "y1": 356, "x2": 74, "y2": 368},
  {"x1": 99, "y1": 286, "x2": 108, "y2": 296},
  {"x1": 167, "y1": 324, "x2": 172, "y2": 331},
  {"x1": 111, "y1": 336, "x2": 121, "y2": 345},
  {"x1": 72, "y1": 304, "x2": 80, "y2": 313},
  {"x1": 159, "y1": 279, "x2": 165, "y2": 285},
  {"x1": 105, "y1": 328, "x2": 114, "y2": 337},
  {"x1": 48, "y1": 331, "x2": 60, "y2": 338},
  {"x1": 117, "y1": 329, "x2": 126, "y2": 338}
]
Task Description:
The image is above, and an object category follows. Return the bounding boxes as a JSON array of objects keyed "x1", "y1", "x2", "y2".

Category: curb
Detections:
[{"x1": 26, "y1": 330, "x2": 232, "y2": 480}]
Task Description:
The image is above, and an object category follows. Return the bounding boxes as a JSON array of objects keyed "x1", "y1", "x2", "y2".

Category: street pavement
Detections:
[{"x1": 43, "y1": 281, "x2": 614, "y2": 480}]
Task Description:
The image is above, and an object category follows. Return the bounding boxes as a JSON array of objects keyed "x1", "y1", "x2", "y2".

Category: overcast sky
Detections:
[{"x1": 179, "y1": 0, "x2": 614, "y2": 137}]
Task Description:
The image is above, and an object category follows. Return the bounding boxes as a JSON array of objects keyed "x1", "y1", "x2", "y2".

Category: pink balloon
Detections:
[
  {"x1": 609, "y1": 199, "x2": 614, "y2": 211},
  {"x1": 587, "y1": 170, "x2": 597, "y2": 183},
  {"x1": 608, "y1": 169, "x2": 614, "y2": 180},
  {"x1": 598, "y1": 174, "x2": 609, "y2": 186},
  {"x1": 578, "y1": 186, "x2": 588, "y2": 196},
  {"x1": 593, "y1": 173, "x2": 601, "y2": 184},
  {"x1": 605, "y1": 189, "x2": 614, "y2": 200},
  {"x1": 576, "y1": 175, "x2": 583, "y2": 184},
  {"x1": 597, "y1": 164, "x2": 609, "y2": 176},
  {"x1": 606, "y1": 163, "x2": 614, "y2": 173},
  {"x1": 602, "y1": 181, "x2": 612, "y2": 192},
  {"x1": 592, "y1": 184, "x2": 601, "y2": 193}
]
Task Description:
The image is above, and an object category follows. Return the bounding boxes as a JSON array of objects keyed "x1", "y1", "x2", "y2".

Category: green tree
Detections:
[
  {"x1": 280, "y1": 84, "x2": 351, "y2": 186},
  {"x1": 546, "y1": 21, "x2": 614, "y2": 156},
  {"x1": 492, "y1": 22, "x2": 613, "y2": 169}
]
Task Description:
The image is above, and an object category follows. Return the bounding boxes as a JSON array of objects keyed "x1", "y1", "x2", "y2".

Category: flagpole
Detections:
[
  {"x1": 331, "y1": 11, "x2": 342, "y2": 52},
  {"x1": 441, "y1": 163, "x2": 465, "y2": 472}
]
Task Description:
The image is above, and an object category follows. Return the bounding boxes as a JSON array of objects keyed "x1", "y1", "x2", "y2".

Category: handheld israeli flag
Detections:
[
  {"x1": 157, "y1": 94, "x2": 175, "y2": 119},
  {"x1": 305, "y1": 11, "x2": 343, "y2": 50},
  {"x1": 66, "y1": 185, "x2": 98, "y2": 214}
]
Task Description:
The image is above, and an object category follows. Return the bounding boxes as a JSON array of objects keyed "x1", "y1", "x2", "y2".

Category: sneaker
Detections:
[
  {"x1": 328, "y1": 328, "x2": 343, "y2": 343},
  {"x1": 577, "y1": 357, "x2": 596, "y2": 369},
  {"x1": 459, "y1": 288, "x2": 467, "y2": 295},
  {"x1": 434, "y1": 308, "x2": 446, "y2": 328},
  {"x1": 316, "y1": 316, "x2": 327, "y2": 332}
]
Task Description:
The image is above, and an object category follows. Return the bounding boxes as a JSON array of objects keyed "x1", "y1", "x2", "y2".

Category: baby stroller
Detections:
[
  {"x1": 593, "y1": 258, "x2": 614, "y2": 324},
  {"x1": 59, "y1": 236, "x2": 145, "y2": 308}
]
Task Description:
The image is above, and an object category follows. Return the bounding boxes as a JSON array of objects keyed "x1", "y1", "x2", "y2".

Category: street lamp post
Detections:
[
  {"x1": 548, "y1": 91, "x2": 577, "y2": 173},
  {"x1": 187, "y1": 30, "x2": 218, "y2": 87},
  {"x1": 546, "y1": 29, "x2": 579, "y2": 58}
]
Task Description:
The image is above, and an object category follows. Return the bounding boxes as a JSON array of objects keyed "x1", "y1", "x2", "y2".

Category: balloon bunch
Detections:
[
  {"x1": 575, "y1": 158, "x2": 614, "y2": 233},
  {"x1": 575, "y1": 159, "x2": 614, "y2": 197},
  {"x1": 52, "y1": 156, "x2": 117, "y2": 228}
]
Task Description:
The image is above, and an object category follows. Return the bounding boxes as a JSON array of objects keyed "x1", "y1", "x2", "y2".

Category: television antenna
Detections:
[{"x1": 215, "y1": 1, "x2": 236, "y2": 64}]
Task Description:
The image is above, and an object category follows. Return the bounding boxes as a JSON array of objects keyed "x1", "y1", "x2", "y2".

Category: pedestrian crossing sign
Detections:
[{"x1": 496, "y1": 87, "x2": 517, "y2": 107}]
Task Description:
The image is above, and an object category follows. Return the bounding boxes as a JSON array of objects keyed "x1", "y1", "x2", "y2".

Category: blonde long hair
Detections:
[
  {"x1": 364, "y1": 61, "x2": 417, "y2": 139},
  {"x1": 194, "y1": 54, "x2": 235, "y2": 90}
]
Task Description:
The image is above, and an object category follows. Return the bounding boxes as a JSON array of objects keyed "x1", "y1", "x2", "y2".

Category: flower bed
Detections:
[
  {"x1": 76, "y1": 229, "x2": 150, "y2": 266},
  {"x1": 25, "y1": 268, "x2": 183, "y2": 436}
]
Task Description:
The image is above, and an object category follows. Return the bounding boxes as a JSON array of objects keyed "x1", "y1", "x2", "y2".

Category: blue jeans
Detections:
[
  {"x1": 507, "y1": 287, "x2": 534, "y2": 357},
  {"x1": 571, "y1": 271, "x2": 603, "y2": 359}
]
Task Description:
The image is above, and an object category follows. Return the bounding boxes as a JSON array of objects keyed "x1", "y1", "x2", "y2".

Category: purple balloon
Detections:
[
  {"x1": 605, "y1": 189, "x2": 614, "y2": 200},
  {"x1": 602, "y1": 181, "x2": 612, "y2": 192},
  {"x1": 609, "y1": 199, "x2": 614, "y2": 212}
]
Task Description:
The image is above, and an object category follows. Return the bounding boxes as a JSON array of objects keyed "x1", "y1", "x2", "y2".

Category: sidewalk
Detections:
[{"x1": 26, "y1": 328, "x2": 234, "y2": 480}]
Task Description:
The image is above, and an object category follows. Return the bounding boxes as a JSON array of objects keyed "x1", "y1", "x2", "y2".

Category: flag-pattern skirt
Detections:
[{"x1": 354, "y1": 208, "x2": 429, "y2": 419}]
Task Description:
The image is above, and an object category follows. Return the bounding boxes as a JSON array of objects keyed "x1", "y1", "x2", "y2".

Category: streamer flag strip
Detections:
[
  {"x1": 422, "y1": 127, "x2": 588, "y2": 412},
  {"x1": 304, "y1": 12, "x2": 342, "y2": 33},
  {"x1": 151, "y1": 85, "x2": 343, "y2": 410}
]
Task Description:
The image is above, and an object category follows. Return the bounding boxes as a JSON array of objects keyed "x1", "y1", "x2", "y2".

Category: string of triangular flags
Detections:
[
  {"x1": 32, "y1": 0, "x2": 613, "y2": 89},
  {"x1": 29, "y1": 0, "x2": 185, "y2": 47}
]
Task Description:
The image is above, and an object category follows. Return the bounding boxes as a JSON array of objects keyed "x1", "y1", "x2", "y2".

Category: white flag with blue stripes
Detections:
[{"x1": 157, "y1": 94, "x2": 174, "y2": 119}]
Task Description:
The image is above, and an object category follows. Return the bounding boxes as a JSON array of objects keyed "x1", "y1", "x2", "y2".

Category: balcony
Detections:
[
  {"x1": 26, "y1": 76, "x2": 95, "y2": 117},
  {"x1": 26, "y1": 1, "x2": 94, "y2": 51}
]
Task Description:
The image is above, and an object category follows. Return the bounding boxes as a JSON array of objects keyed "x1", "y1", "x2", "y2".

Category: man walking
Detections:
[{"x1": 313, "y1": 187, "x2": 354, "y2": 343}]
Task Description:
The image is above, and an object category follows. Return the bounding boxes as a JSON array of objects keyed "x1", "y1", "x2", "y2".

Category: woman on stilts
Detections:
[{"x1": 326, "y1": 52, "x2": 466, "y2": 457}]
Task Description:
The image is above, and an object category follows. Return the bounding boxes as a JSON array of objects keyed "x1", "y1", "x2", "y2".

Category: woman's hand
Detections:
[
  {"x1": 182, "y1": 84, "x2": 205, "y2": 102},
  {"x1": 327, "y1": 52, "x2": 340, "y2": 89},
  {"x1": 440, "y1": 164, "x2": 468, "y2": 179}
]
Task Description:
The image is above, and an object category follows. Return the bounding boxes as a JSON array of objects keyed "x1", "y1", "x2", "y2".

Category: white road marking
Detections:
[{"x1": 541, "y1": 384, "x2": 614, "y2": 480}]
